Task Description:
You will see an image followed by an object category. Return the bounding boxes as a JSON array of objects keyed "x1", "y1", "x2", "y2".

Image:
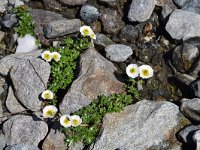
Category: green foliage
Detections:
[
  {"x1": 47, "y1": 37, "x2": 89, "y2": 104},
  {"x1": 123, "y1": 78, "x2": 140, "y2": 100},
  {"x1": 62, "y1": 93, "x2": 132, "y2": 146},
  {"x1": 13, "y1": 5, "x2": 35, "y2": 37}
]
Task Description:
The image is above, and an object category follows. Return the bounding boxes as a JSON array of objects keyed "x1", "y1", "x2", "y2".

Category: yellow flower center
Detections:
[
  {"x1": 142, "y1": 69, "x2": 149, "y2": 76},
  {"x1": 90, "y1": 33, "x2": 95, "y2": 39},
  {"x1": 53, "y1": 54, "x2": 58, "y2": 60},
  {"x1": 73, "y1": 119, "x2": 79, "y2": 126},
  {"x1": 83, "y1": 29, "x2": 89, "y2": 35},
  {"x1": 63, "y1": 118, "x2": 70, "y2": 125},
  {"x1": 46, "y1": 109, "x2": 55, "y2": 117},
  {"x1": 44, "y1": 93, "x2": 51, "y2": 99},
  {"x1": 44, "y1": 53, "x2": 51, "y2": 60},
  {"x1": 130, "y1": 68, "x2": 136, "y2": 74}
]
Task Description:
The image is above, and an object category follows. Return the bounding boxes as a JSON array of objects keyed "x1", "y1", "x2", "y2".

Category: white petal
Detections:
[
  {"x1": 71, "y1": 115, "x2": 82, "y2": 127},
  {"x1": 139, "y1": 65, "x2": 154, "y2": 79},
  {"x1": 60, "y1": 115, "x2": 72, "y2": 128},
  {"x1": 126, "y1": 64, "x2": 139, "y2": 79},
  {"x1": 80, "y1": 26, "x2": 93, "y2": 36}
]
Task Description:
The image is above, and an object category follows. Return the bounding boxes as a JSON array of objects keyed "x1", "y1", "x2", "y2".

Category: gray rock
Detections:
[
  {"x1": 190, "y1": 79, "x2": 200, "y2": 98},
  {"x1": 80, "y1": 4, "x2": 100, "y2": 24},
  {"x1": 178, "y1": 125, "x2": 200, "y2": 144},
  {"x1": 42, "y1": 127, "x2": 66, "y2": 150},
  {"x1": 160, "y1": 0, "x2": 177, "y2": 19},
  {"x1": 190, "y1": 59, "x2": 200, "y2": 79},
  {"x1": 10, "y1": 57, "x2": 50, "y2": 111},
  {"x1": 128, "y1": 0, "x2": 155, "y2": 22},
  {"x1": 5, "y1": 144, "x2": 39, "y2": 150},
  {"x1": 172, "y1": 43, "x2": 199, "y2": 73},
  {"x1": 182, "y1": 1, "x2": 200, "y2": 14},
  {"x1": 0, "y1": 0, "x2": 8, "y2": 13},
  {"x1": 44, "y1": 19, "x2": 81, "y2": 38},
  {"x1": 59, "y1": 48, "x2": 124, "y2": 114},
  {"x1": 6, "y1": 86, "x2": 26, "y2": 113},
  {"x1": 119, "y1": 25, "x2": 139, "y2": 42},
  {"x1": 100, "y1": 8, "x2": 125, "y2": 34},
  {"x1": 94, "y1": 33, "x2": 115, "y2": 49},
  {"x1": 181, "y1": 98, "x2": 200, "y2": 122},
  {"x1": 0, "y1": 132, "x2": 6, "y2": 150},
  {"x1": 43, "y1": 0, "x2": 62, "y2": 11},
  {"x1": 98, "y1": 0, "x2": 118, "y2": 7},
  {"x1": 2, "y1": 14, "x2": 18, "y2": 29},
  {"x1": 193, "y1": 130, "x2": 200, "y2": 150},
  {"x1": 0, "y1": 31, "x2": 5, "y2": 42},
  {"x1": 105, "y1": 44, "x2": 133, "y2": 62},
  {"x1": 30, "y1": 9, "x2": 64, "y2": 46},
  {"x1": 3, "y1": 115, "x2": 48, "y2": 146},
  {"x1": 59, "y1": 0, "x2": 87, "y2": 5},
  {"x1": 166, "y1": 9, "x2": 200, "y2": 40},
  {"x1": 0, "y1": 50, "x2": 43, "y2": 77},
  {"x1": 68, "y1": 142, "x2": 84, "y2": 150},
  {"x1": 90, "y1": 100, "x2": 185, "y2": 150},
  {"x1": 173, "y1": 0, "x2": 187, "y2": 7}
]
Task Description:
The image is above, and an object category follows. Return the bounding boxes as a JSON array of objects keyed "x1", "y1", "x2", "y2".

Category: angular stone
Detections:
[
  {"x1": 119, "y1": 25, "x2": 139, "y2": 43},
  {"x1": 190, "y1": 79, "x2": 200, "y2": 98},
  {"x1": 59, "y1": 0, "x2": 87, "y2": 5},
  {"x1": 3, "y1": 115, "x2": 48, "y2": 146},
  {"x1": 166, "y1": 9, "x2": 200, "y2": 40},
  {"x1": 128, "y1": 0, "x2": 155, "y2": 22},
  {"x1": 2, "y1": 14, "x2": 18, "y2": 29},
  {"x1": 181, "y1": 98, "x2": 200, "y2": 122},
  {"x1": 80, "y1": 4, "x2": 100, "y2": 24},
  {"x1": 30, "y1": 9, "x2": 64, "y2": 46},
  {"x1": 43, "y1": 0, "x2": 62, "y2": 11},
  {"x1": 0, "y1": 0, "x2": 8, "y2": 13},
  {"x1": 172, "y1": 43, "x2": 199, "y2": 73},
  {"x1": 6, "y1": 86, "x2": 26, "y2": 113},
  {"x1": 44, "y1": 19, "x2": 81, "y2": 38},
  {"x1": 68, "y1": 142, "x2": 84, "y2": 150},
  {"x1": 0, "y1": 132, "x2": 6, "y2": 150},
  {"x1": 90, "y1": 100, "x2": 185, "y2": 150},
  {"x1": 173, "y1": 0, "x2": 188, "y2": 7},
  {"x1": 59, "y1": 48, "x2": 124, "y2": 114},
  {"x1": 42, "y1": 127, "x2": 66, "y2": 150},
  {"x1": 193, "y1": 130, "x2": 200, "y2": 150},
  {"x1": 182, "y1": 0, "x2": 200, "y2": 14},
  {"x1": 10, "y1": 57, "x2": 50, "y2": 111},
  {"x1": 105, "y1": 44, "x2": 133, "y2": 62},
  {"x1": 100, "y1": 8, "x2": 125, "y2": 34},
  {"x1": 0, "y1": 50, "x2": 43, "y2": 77},
  {"x1": 94, "y1": 33, "x2": 115, "y2": 49},
  {"x1": 5, "y1": 144, "x2": 40, "y2": 150}
]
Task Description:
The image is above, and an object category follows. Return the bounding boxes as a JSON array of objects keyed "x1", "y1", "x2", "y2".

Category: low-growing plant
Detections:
[
  {"x1": 13, "y1": 5, "x2": 35, "y2": 37},
  {"x1": 61, "y1": 93, "x2": 133, "y2": 146}
]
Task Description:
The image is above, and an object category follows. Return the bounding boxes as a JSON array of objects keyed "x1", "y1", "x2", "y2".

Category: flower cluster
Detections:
[
  {"x1": 41, "y1": 51, "x2": 61, "y2": 62},
  {"x1": 60, "y1": 114, "x2": 82, "y2": 128},
  {"x1": 80, "y1": 26, "x2": 96, "y2": 40},
  {"x1": 126, "y1": 64, "x2": 153, "y2": 79}
]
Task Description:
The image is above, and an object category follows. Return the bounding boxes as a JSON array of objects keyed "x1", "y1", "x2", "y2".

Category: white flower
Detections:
[
  {"x1": 60, "y1": 115, "x2": 72, "y2": 128},
  {"x1": 41, "y1": 51, "x2": 52, "y2": 62},
  {"x1": 70, "y1": 115, "x2": 82, "y2": 127},
  {"x1": 43, "y1": 105, "x2": 58, "y2": 118},
  {"x1": 51, "y1": 52, "x2": 61, "y2": 62},
  {"x1": 41, "y1": 90, "x2": 54, "y2": 100},
  {"x1": 126, "y1": 64, "x2": 139, "y2": 79},
  {"x1": 90, "y1": 32, "x2": 96, "y2": 40},
  {"x1": 80, "y1": 26, "x2": 93, "y2": 37},
  {"x1": 139, "y1": 65, "x2": 154, "y2": 79}
]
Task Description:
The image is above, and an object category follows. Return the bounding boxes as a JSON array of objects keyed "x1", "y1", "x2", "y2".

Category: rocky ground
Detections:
[{"x1": 0, "y1": 0, "x2": 200, "y2": 150}]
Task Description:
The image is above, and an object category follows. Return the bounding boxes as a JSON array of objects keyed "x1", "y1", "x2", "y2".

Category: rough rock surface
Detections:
[
  {"x1": 44, "y1": 19, "x2": 81, "y2": 38},
  {"x1": 59, "y1": 48, "x2": 124, "y2": 114},
  {"x1": 0, "y1": 133, "x2": 6, "y2": 150},
  {"x1": 182, "y1": 0, "x2": 200, "y2": 14},
  {"x1": 173, "y1": 0, "x2": 188, "y2": 7},
  {"x1": 10, "y1": 57, "x2": 50, "y2": 111},
  {"x1": 180, "y1": 98, "x2": 200, "y2": 122},
  {"x1": 59, "y1": 0, "x2": 87, "y2": 5},
  {"x1": 105, "y1": 44, "x2": 133, "y2": 62},
  {"x1": 6, "y1": 86, "x2": 26, "y2": 113},
  {"x1": 94, "y1": 33, "x2": 115, "y2": 49},
  {"x1": 3, "y1": 115, "x2": 48, "y2": 146},
  {"x1": 0, "y1": 50, "x2": 43, "y2": 76},
  {"x1": 5, "y1": 144, "x2": 40, "y2": 150},
  {"x1": 0, "y1": 0, "x2": 8, "y2": 13},
  {"x1": 128, "y1": 0, "x2": 155, "y2": 22},
  {"x1": 43, "y1": 0, "x2": 62, "y2": 11},
  {"x1": 190, "y1": 79, "x2": 200, "y2": 98},
  {"x1": 166, "y1": 9, "x2": 200, "y2": 40},
  {"x1": 90, "y1": 100, "x2": 185, "y2": 150},
  {"x1": 119, "y1": 25, "x2": 139, "y2": 42},
  {"x1": 2, "y1": 14, "x2": 18, "y2": 29}
]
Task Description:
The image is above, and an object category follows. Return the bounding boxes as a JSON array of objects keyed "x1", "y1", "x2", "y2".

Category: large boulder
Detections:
[
  {"x1": 90, "y1": 100, "x2": 188, "y2": 150},
  {"x1": 3, "y1": 115, "x2": 48, "y2": 146},
  {"x1": 59, "y1": 48, "x2": 124, "y2": 114},
  {"x1": 166, "y1": 9, "x2": 200, "y2": 40}
]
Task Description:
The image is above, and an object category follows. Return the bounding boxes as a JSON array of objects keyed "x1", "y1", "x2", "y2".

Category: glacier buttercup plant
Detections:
[
  {"x1": 51, "y1": 52, "x2": 61, "y2": 62},
  {"x1": 126, "y1": 64, "x2": 139, "y2": 79},
  {"x1": 70, "y1": 115, "x2": 82, "y2": 127},
  {"x1": 43, "y1": 105, "x2": 58, "y2": 118},
  {"x1": 41, "y1": 50, "x2": 52, "y2": 62},
  {"x1": 60, "y1": 115, "x2": 72, "y2": 128},
  {"x1": 41, "y1": 90, "x2": 54, "y2": 100},
  {"x1": 139, "y1": 65, "x2": 154, "y2": 79},
  {"x1": 80, "y1": 26, "x2": 96, "y2": 40}
]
